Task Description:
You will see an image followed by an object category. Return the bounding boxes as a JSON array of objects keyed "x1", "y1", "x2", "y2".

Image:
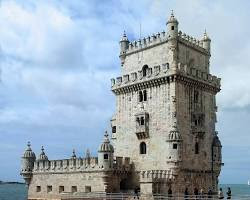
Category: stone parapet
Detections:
[
  {"x1": 33, "y1": 156, "x2": 132, "y2": 174},
  {"x1": 120, "y1": 30, "x2": 208, "y2": 56},
  {"x1": 124, "y1": 31, "x2": 167, "y2": 55},
  {"x1": 178, "y1": 31, "x2": 209, "y2": 54},
  {"x1": 111, "y1": 62, "x2": 220, "y2": 94}
]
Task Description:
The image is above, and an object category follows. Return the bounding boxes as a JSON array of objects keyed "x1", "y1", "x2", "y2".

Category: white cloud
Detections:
[{"x1": 0, "y1": 0, "x2": 249, "y2": 183}]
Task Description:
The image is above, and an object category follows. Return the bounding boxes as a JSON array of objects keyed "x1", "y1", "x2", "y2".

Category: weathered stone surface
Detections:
[{"x1": 20, "y1": 11, "x2": 222, "y2": 200}]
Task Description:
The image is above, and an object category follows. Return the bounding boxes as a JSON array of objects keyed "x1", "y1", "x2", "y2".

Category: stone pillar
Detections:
[{"x1": 140, "y1": 182, "x2": 154, "y2": 200}]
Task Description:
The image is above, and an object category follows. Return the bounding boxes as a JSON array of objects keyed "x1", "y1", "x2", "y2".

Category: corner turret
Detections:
[
  {"x1": 98, "y1": 131, "x2": 114, "y2": 169},
  {"x1": 20, "y1": 142, "x2": 36, "y2": 185},
  {"x1": 166, "y1": 10, "x2": 179, "y2": 39},
  {"x1": 166, "y1": 123, "x2": 182, "y2": 168},
  {"x1": 119, "y1": 31, "x2": 129, "y2": 66},
  {"x1": 202, "y1": 30, "x2": 211, "y2": 52}
]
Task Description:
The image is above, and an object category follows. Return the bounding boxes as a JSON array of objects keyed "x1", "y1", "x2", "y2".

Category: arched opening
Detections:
[
  {"x1": 143, "y1": 90, "x2": 147, "y2": 101},
  {"x1": 140, "y1": 142, "x2": 146, "y2": 154},
  {"x1": 120, "y1": 179, "x2": 134, "y2": 192},
  {"x1": 195, "y1": 142, "x2": 199, "y2": 154},
  {"x1": 142, "y1": 65, "x2": 148, "y2": 77},
  {"x1": 140, "y1": 117, "x2": 145, "y2": 125},
  {"x1": 139, "y1": 91, "x2": 143, "y2": 102}
]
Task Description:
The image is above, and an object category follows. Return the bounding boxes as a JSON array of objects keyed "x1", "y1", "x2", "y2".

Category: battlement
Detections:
[
  {"x1": 33, "y1": 156, "x2": 132, "y2": 173},
  {"x1": 178, "y1": 31, "x2": 208, "y2": 53},
  {"x1": 111, "y1": 62, "x2": 220, "y2": 92},
  {"x1": 121, "y1": 30, "x2": 208, "y2": 56},
  {"x1": 125, "y1": 31, "x2": 167, "y2": 54}
]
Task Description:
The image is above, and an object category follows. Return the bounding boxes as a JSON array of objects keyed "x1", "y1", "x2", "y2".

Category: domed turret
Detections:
[
  {"x1": 120, "y1": 31, "x2": 129, "y2": 54},
  {"x1": 166, "y1": 123, "x2": 182, "y2": 166},
  {"x1": 202, "y1": 30, "x2": 211, "y2": 52},
  {"x1": 166, "y1": 10, "x2": 179, "y2": 39},
  {"x1": 20, "y1": 142, "x2": 36, "y2": 185},
  {"x1": 98, "y1": 131, "x2": 114, "y2": 169},
  {"x1": 38, "y1": 146, "x2": 48, "y2": 161},
  {"x1": 119, "y1": 31, "x2": 129, "y2": 66},
  {"x1": 212, "y1": 135, "x2": 222, "y2": 164}
]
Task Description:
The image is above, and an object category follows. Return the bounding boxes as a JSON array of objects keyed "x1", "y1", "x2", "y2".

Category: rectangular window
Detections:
[
  {"x1": 140, "y1": 117, "x2": 145, "y2": 125},
  {"x1": 173, "y1": 143, "x2": 178, "y2": 149},
  {"x1": 104, "y1": 154, "x2": 109, "y2": 160},
  {"x1": 36, "y1": 186, "x2": 41, "y2": 192},
  {"x1": 85, "y1": 186, "x2": 91, "y2": 193},
  {"x1": 47, "y1": 185, "x2": 52, "y2": 193},
  {"x1": 112, "y1": 126, "x2": 116, "y2": 133},
  {"x1": 171, "y1": 26, "x2": 174, "y2": 30},
  {"x1": 72, "y1": 186, "x2": 77, "y2": 193},
  {"x1": 59, "y1": 186, "x2": 64, "y2": 193}
]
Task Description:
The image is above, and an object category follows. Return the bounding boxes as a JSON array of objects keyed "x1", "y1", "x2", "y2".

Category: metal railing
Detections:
[{"x1": 60, "y1": 192, "x2": 249, "y2": 200}]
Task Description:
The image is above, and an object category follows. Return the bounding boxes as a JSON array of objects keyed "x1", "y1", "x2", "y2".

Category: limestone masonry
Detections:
[{"x1": 21, "y1": 11, "x2": 223, "y2": 199}]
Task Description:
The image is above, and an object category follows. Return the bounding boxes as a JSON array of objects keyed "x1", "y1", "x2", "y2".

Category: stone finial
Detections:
[
  {"x1": 71, "y1": 149, "x2": 76, "y2": 159},
  {"x1": 86, "y1": 148, "x2": 91, "y2": 158},
  {"x1": 120, "y1": 30, "x2": 128, "y2": 41},
  {"x1": 104, "y1": 131, "x2": 109, "y2": 138},
  {"x1": 203, "y1": 29, "x2": 211, "y2": 41},
  {"x1": 27, "y1": 141, "x2": 31, "y2": 150},
  {"x1": 171, "y1": 9, "x2": 174, "y2": 17}
]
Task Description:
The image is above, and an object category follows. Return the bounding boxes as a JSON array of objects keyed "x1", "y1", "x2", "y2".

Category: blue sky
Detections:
[{"x1": 0, "y1": 0, "x2": 250, "y2": 184}]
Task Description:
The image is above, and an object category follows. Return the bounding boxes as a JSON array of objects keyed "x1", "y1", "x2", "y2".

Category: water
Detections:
[
  {"x1": 0, "y1": 184, "x2": 27, "y2": 200},
  {"x1": 0, "y1": 184, "x2": 249, "y2": 200}
]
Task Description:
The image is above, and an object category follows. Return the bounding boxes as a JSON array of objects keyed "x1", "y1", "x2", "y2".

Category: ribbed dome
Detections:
[
  {"x1": 38, "y1": 146, "x2": 48, "y2": 161},
  {"x1": 212, "y1": 136, "x2": 222, "y2": 147},
  {"x1": 167, "y1": 10, "x2": 178, "y2": 24},
  {"x1": 168, "y1": 124, "x2": 182, "y2": 141},
  {"x1": 23, "y1": 142, "x2": 36, "y2": 159},
  {"x1": 98, "y1": 131, "x2": 114, "y2": 153}
]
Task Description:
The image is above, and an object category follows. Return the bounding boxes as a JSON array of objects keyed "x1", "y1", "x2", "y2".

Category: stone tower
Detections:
[
  {"x1": 20, "y1": 142, "x2": 36, "y2": 185},
  {"x1": 111, "y1": 12, "x2": 223, "y2": 195}
]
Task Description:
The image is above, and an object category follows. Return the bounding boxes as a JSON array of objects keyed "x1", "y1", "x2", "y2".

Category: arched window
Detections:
[
  {"x1": 140, "y1": 117, "x2": 144, "y2": 125},
  {"x1": 139, "y1": 91, "x2": 143, "y2": 102},
  {"x1": 143, "y1": 90, "x2": 147, "y2": 101},
  {"x1": 194, "y1": 90, "x2": 199, "y2": 103},
  {"x1": 195, "y1": 142, "x2": 199, "y2": 154},
  {"x1": 142, "y1": 65, "x2": 148, "y2": 77},
  {"x1": 140, "y1": 142, "x2": 146, "y2": 154}
]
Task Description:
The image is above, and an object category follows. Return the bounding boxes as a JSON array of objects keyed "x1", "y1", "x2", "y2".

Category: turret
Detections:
[
  {"x1": 119, "y1": 31, "x2": 129, "y2": 66},
  {"x1": 20, "y1": 142, "x2": 36, "y2": 185},
  {"x1": 202, "y1": 30, "x2": 211, "y2": 52},
  {"x1": 166, "y1": 10, "x2": 179, "y2": 39},
  {"x1": 212, "y1": 133, "x2": 223, "y2": 171},
  {"x1": 98, "y1": 131, "x2": 114, "y2": 169},
  {"x1": 166, "y1": 123, "x2": 182, "y2": 168},
  {"x1": 37, "y1": 146, "x2": 48, "y2": 161}
]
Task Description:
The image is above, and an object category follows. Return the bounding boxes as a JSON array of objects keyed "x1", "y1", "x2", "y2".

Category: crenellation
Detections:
[
  {"x1": 124, "y1": 31, "x2": 168, "y2": 54},
  {"x1": 111, "y1": 62, "x2": 220, "y2": 90},
  {"x1": 178, "y1": 30, "x2": 207, "y2": 53}
]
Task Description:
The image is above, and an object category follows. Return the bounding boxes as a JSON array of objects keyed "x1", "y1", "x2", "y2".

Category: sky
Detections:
[{"x1": 0, "y1": 0, "x2": 249, "y2": 184}]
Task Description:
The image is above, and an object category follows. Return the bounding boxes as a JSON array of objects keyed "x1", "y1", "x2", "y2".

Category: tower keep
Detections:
[
  {"x1": 111, "y1": 12, "x2": 223, "y2": 194},
  {"x1": 20, "y1": 11, "x2": 223, "y2": 199}
]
